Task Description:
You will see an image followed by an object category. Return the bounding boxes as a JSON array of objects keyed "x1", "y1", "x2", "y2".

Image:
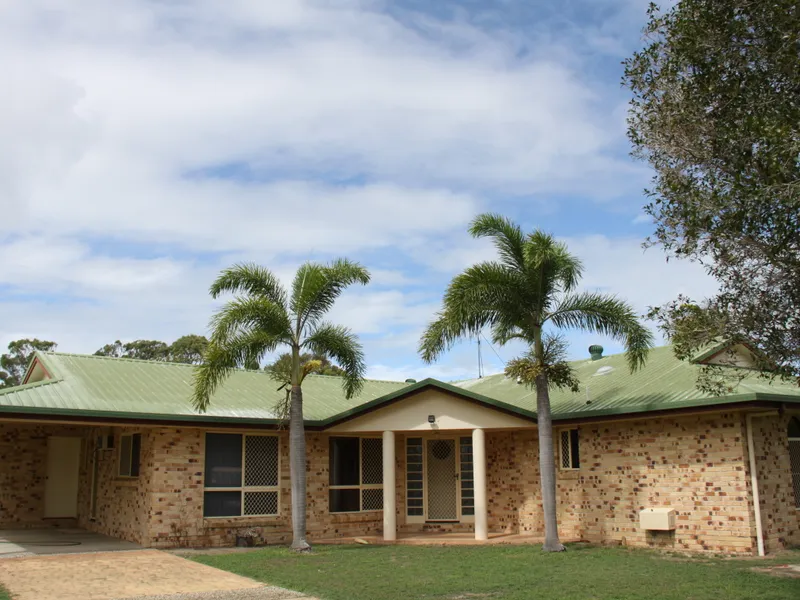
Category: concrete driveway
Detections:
[
  {"x1": 0, "y1": 549, "x2": 315, "y2": 600},
  {"x1": 0, "y1": 528, "x2": 140, "y2": 557}
]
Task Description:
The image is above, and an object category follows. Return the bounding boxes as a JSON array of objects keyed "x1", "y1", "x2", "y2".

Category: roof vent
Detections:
[
  {"x1": 405, "y1": 378, "x2": 417, "y2": 384},
  {"x1": 589, "y1": 344, "x2": 604, "y2": 360}
]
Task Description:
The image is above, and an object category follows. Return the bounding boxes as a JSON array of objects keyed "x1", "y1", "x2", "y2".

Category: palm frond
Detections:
[
  {"x1": 419, "y1": 263, "x2": 524, "y2": 363},
  {"x1": 303, "y1": 323, "x2": 366, "y2": 399},
  {"x1": 443, "y1": 262, "x2": 525, "y2": 316},
  {"x1": 291, "y1": 259, "x2": 370, "y2": 331},
  {"x1": 489, "y1": 318, "x2": 530, "y2": 346},
  {"x1": 209, "y1": 297, "x2": 293, "y2": 345},
  {"x1": 546, "y1": 292, "x2": 654, "y2": 371},
  {"x1": 524, "y1": 230, "x2": 584, "y2": 295},
  {"x1": 469, "y1": 213, "x2": 527, "y2": 272},
  {"x1": 209, "y1": 263, "x2": 288, "y2": 308},
  {"x1": 191, "y1": 332, "x2": 277, "y2": 412}
]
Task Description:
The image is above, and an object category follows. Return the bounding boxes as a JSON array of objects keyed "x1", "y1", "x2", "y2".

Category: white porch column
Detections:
[
  {"x1": 382, "y1": 430, "x2": 397, "y2": 541},
  {"x1": 472, "y1": 428, "x2": 488, "y2": 541}
]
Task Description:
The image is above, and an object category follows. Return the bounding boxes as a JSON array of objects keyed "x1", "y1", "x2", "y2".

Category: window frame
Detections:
[
  {"x1": 789, "y1": 417, "x2": 800, "y2": 510},
  {"x1": 118, "y1": 433, "x2": 141, "y2": 478},
  {"x1": 329, "y1": 436, "x2": 384, "y2": 514},
  {"x1": 203, "y1": 433, "x2": 281, "y2": 519},
  {"x1": 559, "y1": 428, "x2": 580, "y2": 470}
]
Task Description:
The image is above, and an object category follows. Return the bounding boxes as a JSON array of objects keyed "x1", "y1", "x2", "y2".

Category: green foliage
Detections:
[
  {"x1": 94, "y1": 336, "x2": 209, "y2": 364},
  {"x1": 624, "y1": 0, "x2": 800, "y2": 380},
  {"x1": 192, "y1": 261, "x2": 370, "y2": 414},
  {"x1": 419, "y1": 213, "x2": 652, "y2": 551},
  {"x1": 265, "y1": 352, "x2": 346, "y2": 422},
  {"x1": 267, "y1": 352, "x2": 346, "y2": 379},
  {"x1": 0, "y1": 338, "x2": 57, "y2": 388},
  {"x1": 419, "y1": 212, "x2": 653, "y2": 385},
  {"x1": 192, "y1": 544, "x2": 800, "y2": 600},
  {"x1": 168, "y1": 334, "x2": 209, "y2": 364},
  {"x1": 504, "y1": 334, "x2": 581, "y2": 393},
  {"x1": 95, "y1": 339, "x2": 169, "y2": 361}
]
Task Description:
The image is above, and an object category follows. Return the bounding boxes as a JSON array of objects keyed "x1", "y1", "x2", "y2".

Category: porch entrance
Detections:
[{"x1": 426, "y1": 439, "x2": 458, "y2": 520}]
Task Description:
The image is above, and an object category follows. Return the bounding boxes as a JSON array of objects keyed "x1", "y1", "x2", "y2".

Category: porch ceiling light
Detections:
[{"x1": 428, "y1": 415, "x2": 436, "y2": 424}]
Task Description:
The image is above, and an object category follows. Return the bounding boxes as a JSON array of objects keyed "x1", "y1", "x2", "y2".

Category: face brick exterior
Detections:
[{"x1": 1, "y1": 411, "x2": 797, "y2": 554}]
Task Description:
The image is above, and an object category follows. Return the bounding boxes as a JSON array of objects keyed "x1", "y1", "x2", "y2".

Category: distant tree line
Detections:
[{"x1": 0, "y1": 336, "x2": 343, "y2": 389}]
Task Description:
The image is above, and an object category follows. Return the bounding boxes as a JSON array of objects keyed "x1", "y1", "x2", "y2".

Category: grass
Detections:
[
  {"x1": 192, "y1": 543, "x2": 800, "y2": 600},
  {"x1": 0, "y1": 585, "x2": 10, "y2": 600}
]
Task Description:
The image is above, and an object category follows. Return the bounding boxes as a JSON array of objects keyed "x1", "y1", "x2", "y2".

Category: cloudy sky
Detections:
[{"x1": 0, "y1": 0, "x2": 717, "y2": 381}]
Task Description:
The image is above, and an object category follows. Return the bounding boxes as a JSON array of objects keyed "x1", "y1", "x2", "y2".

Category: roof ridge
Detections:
[
  {"x1": 305, "y1": 373, "x2": 410, "y2": 385},
  {"x1": 41, "y1": 351, "x2": 203, "y2": 368},
  {"x1": 41, "y1": 352, "x2": 416, "y2": 384}
]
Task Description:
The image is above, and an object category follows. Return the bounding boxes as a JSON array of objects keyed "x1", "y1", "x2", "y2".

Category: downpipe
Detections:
[{"x1": 745, "y1": 411, "x2": 778, "y2": 557}]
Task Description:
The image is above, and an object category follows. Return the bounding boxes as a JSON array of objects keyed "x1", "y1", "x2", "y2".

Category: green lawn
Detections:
[{"x1": 192, "y1": 543, "x2": 800, "y2": 600}]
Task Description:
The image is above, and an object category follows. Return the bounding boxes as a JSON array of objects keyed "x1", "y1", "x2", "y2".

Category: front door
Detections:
[
  {"x1": 426, "y1": 438, "x2": 458, "y2": 520},
  {"x1": 44, "y1": 437, "x2": 82, "y2": 518}
]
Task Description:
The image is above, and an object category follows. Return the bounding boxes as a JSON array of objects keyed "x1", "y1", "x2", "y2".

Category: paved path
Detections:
[{"x1": 0, "y1": 549, "x2": 316, "y2": 600}]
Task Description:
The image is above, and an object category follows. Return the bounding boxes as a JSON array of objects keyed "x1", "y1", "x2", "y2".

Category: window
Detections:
[
  {"x1": 203, "y1": 433, "x2": 279, "y2": 518},
  {"x1": 560, "y1": 429, "x2": 580, "y2": 469},
  {"x1": 460, "y1": 437, "x2": 475, "y2": 516},
  {"x1": 789, "y1": 418, "x2": 800, "y2": 509},
  {"x1": 406, "y1": 437, "x2": 424, "y2": 518},
  {"x1": 329, "y1": 437, "x2": 383, "y2": 513},
  {"x1": 119, "y1": 433, "x2": 141, "y2": 477}
]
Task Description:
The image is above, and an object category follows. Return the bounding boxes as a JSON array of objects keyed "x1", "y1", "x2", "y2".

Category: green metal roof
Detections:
[
  {"x1": 0, "y1": 346, "x2": 797, "y2": 426},
  {"x1": 456, "y1": 345, "x2": 800, "y2": 420},
  {"x1": 0, "y1": 352, "x2": 408, "y2": 425}
]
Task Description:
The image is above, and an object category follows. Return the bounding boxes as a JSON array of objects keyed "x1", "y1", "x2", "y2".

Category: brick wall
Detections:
[
  {"x1": 749, "y1": 413, "x2": 800, "y2": 552},
  {"x1": 0, "y1": 423, "x2": 151, "y2": 545},
  {"x1": 80, "y1": 427, "x2": 153, "y2": 544},
  {"x1": 124, "y1": 416, "x2": 769, "y2": 553},
  {"x1": 486, "y1": 413, "x2": 758, "y2": 554},
  {"x1": 5, "y1": 410, "x2": 797, "y2": 555},
  {"x1": 145, "y1": 429, "x2": 394, "y2": 548},
  {"x1": 520, "y1": 413, "x2": 755, "y2": 553},
  {"x1": 0, "y1": 423, "x2": 91, "y2": 527}
]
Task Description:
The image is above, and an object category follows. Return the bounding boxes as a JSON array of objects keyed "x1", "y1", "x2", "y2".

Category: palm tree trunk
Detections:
[
  {"x1": 536, "y1": 374, "x2": 564, "y2": 551},
  {"x1": 289, "y1": 384, "x2": 310, "y2": 551}
]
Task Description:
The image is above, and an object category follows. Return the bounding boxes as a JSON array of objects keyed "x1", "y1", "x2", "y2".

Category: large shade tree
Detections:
[
  {"x1": 624, "y1": 0, "x2": 800, "y2": 385},
  {"x1": 419, "y1": 214, "x2": 653, "y2": 551},
  {"x1": 191, "y1": 261, "x2": 370, "y2": 551}
]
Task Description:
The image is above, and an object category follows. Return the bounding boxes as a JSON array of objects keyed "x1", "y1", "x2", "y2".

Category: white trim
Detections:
[
  {"x1": 203, "y1": 433, "x2": 281, "y2": 518},
  {"x1": 329, "y1": 436, "x2": 384, "y2": 513}
]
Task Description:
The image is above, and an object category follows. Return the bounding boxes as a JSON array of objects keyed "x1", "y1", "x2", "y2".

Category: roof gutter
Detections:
[{"x1": 745, "y1": 410, "x2": 778, "y2": 557}]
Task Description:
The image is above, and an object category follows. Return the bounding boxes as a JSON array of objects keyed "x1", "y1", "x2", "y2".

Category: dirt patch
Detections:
[{"x1": 751, "y1": 565, "x2": 800, "y2": 579}]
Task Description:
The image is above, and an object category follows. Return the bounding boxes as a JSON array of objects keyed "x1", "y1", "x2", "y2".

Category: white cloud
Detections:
[
  {"x1": 1, "y1": 1, "x2": 641, "y2": 254},
  {"x1": 564, "y1": 235, "x2": 717, "y2": 314},
  {"x1": 0, "y1": 237, "x2": 185, "y2": 293},
  {"x1": 0, "y1": 1, "x2": 714, "y2": 378}
]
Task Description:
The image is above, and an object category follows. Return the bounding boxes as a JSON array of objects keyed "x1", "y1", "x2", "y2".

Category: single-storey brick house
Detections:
[{"x1": 0, "y1": 343, "x2": 798, "y2": 555}]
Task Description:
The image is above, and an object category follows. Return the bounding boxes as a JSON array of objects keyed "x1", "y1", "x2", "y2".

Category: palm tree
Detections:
[
  {"x1": 192, "y1": 261, "x2": 370, "y2": 551},
  {"x1": 419, "y1": 214, "x2": 653, "y2": 552}
]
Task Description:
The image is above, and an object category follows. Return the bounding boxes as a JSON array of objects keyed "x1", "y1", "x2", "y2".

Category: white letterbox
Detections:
[{"x1": 639, "y1": 507, "x2": 676, "y2": 531}]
